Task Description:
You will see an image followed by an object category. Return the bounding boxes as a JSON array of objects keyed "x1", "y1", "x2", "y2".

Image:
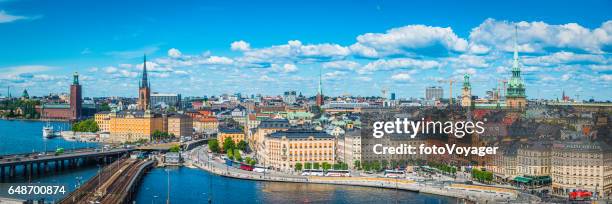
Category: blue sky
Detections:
[{"x1": 1, "y1": 0, "x2": 611, "y2": 100}]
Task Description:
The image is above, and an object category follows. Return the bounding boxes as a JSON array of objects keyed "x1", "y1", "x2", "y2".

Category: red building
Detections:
[{"x1": 70, "y1": 72, "x2": 82, "y2": 120}]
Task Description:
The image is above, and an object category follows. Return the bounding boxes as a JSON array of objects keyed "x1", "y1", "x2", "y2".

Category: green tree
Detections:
[
  {"x1": 295, "y1": 163, "x2": 303, "y2": 171},
  {"x1": 313, "y1": 162, "x2": 320, "y2": 169},
  {"x1": 222, "y1": 137, "x2": 235, "y2": 151},
  {"x1": 322, "y1": 162, "x2": 331, "y2": 170},
  {"x1": 169, "y1": 144, "x2": 181, "y2": 152},
  {"x1": 208, "y1": 140, "x2": 220, "y2": 153},
  {"x1": 353, "y1": 160, "x2": 361, "y2": 170},
  {"x1": 99, "y1": 103, "x2": 111, "y2": 111},
  {"x1": 237, "y1": 140, "x2": 248, "y2": 152},
  {"x1": 233, "y1": 149, "x2": 242, "y2": 161},
  {"x1": 341, "y1": 163, "x2": 348, "y2": 170},
  {"x1": 304, "y1": 163, "x2": 312, "y2": 170},
  {"x1": 372, "y1": 161, "x2": 381, "y2": 172},
  {"x1": 248, "y1": 159, "x2": 256, "y2": 166},
  {"x1": 227, "y1": 148, "x2": 234, "y2": 160},
  {"x1": 381, "y1": 160, "x2": 389, "y2": 170},
  {"x1": 333, "y1": 163, "x2": 341, "y2": 170}
]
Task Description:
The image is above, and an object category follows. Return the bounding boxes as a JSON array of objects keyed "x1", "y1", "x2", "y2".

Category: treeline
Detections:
[
  {"x1": 0, "y1": 99, "x2": 41, "y2": 119},
  {"x1": 72, "y1": 119, "x2": 99, "y2": 132}
]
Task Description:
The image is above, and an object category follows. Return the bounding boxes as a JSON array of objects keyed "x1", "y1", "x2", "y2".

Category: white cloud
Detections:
[
  {"x1": 361, "y1": 58, "x2": 441, "y2": 73},
  {"x1": 356, "y1": 76, "x2": 372, "y2": 82},
  {"x1": 168, "y1": 48, "x2": 182, "y2": 58},
  {"x1": 446, "y1": 54, "x2": 490, "y2": 68},
  {"x1": 202, "y1": 56, "x2": 234, "y2": 65},
  {"x1": 454, "y1": 68, "x2": 477, "y2": 75},
  {"x1": 269, "y1": 63, "x2": 298, "y2": 73},
  {"x1": 600, "y1": 74, "x2": 612, "y2": 81},
  {"x1": 258, "y1": 75, "x2": 275, "y2": 82},
  {"x1": 323, "y1": 71, "x2": 347, "y2": 80},
  {"x1": 231, "y1": 40, "x2": 251, "y2": 51},
  {"x1": 353, "y1": 24, "x2": 468, "y2": 57},
  {"x1": 322, "y1": 60, "x2": 360, "y2": 70},
  {"x1": 239, "y1": 40, "x2": 350, "y2": 65},
  {"x1": 0, "y1": 10, "x2": 33, "y2": 23},
  {"x1": 104, "y1": 66, "x2": 118, "y2": 74},
  {"x1": 522, "y1": 51, "x2": 607, "y2": 66},
  {"x1": 391, "y1": 72, "x2": 413, "y2": 82},
  {"x1": 469, "y1": 19, "x2": 612, "y2": 54},
  {"x1": 561, "y1": 73, "x2": 571, "y2": 81}
]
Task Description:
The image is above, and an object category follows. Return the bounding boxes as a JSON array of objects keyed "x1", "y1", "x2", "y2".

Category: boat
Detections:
[{"x1": 43, "y1": 121, "x2": 55, "y2": 138}]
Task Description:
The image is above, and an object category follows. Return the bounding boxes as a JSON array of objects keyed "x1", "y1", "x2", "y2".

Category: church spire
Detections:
[
  {"x1": 318, "y1": 67, "x2": 322, "y2": 95},
  {"x1": 141, "y1": 55, "x2": 149, "y2": 88},
  {"x1": 513, "y1": 25, "x2": 519, "y2": 72}
]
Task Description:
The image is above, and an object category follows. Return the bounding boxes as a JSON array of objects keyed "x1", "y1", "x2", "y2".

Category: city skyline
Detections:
[{"x1": 1, "y1": 0, "x2": 611, "y2": 99}]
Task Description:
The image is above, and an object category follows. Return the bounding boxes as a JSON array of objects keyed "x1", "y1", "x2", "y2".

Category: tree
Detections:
[
  {"x1": 333, "y1": 163, "x2": 342, "y2": 170},
  {"x1": 313, "y1": 162, "x2": 320, "y2": 169},
  {"x1": 222, "y1": 137, "x2": 235, "y2": 151},
  {"x1": 353, "y1": 160, "x2": 361, "y2": 170},
  {"x1": 233, "y1": 149, "x2": 242, "y2": 161},
  {"x1": 169, "y1": 144, "x2": 181, "y2": 152},
  {"x1": 322, "y1": 162, "x2": 331, "y2": 170},
  {"x1": 208, "y1": 140, "x2": 220, "y2": 153},
  {"x1": 381, "y1": 160, "x2": 389, "y2": 170},
  {"x1": 237, "y1": 140, "x2": 248, "y2": 152},
  {"x1": 99, "y1": 103, "x2": 111, "y2": 111},
  {"x1": 304, "y1": 163, "x2": 312, "y2": 170},
  {"x1": 227, "y1": 148, "x2": 234, "y2": 160},
  {"x1": 248, "y1": 159, "x2": 256, "y2": 166},
  {"x1": 372, "y1": 161, "x2": 381, "y2": 172},
  {"x1": 341, "y1": 163, "x2": 348, "y2": 170},
  {"x1": 295, "y1": 163, "x2": 303, "y2": 171},
  {"x1": 72, "y1": 119, "x2": 99, "y2": 132}
]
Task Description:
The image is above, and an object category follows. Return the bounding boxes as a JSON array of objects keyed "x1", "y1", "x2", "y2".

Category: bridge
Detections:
[
  {"x1": 0, "y1": 148, "x2": 132, "y2": 181},
  {"x1": 59, "y1": 158, "x2": 154, "y2": 204}
]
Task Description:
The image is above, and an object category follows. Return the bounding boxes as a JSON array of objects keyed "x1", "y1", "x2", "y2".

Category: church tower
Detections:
[
  {"x1": 506, "y1": 25, "x2": 527, "y2": 109},
  {"x1": 461, "y1": 74, "x2": 472, "y2": 107},
  {"x1": 138, "y1": 55, "x2": 151, "y2": 110},
  {"x1": 315, "y1": 67, "x2": 324, "y2": 106}
]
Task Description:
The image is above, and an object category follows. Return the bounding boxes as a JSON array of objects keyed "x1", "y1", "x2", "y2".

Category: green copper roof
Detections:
[{"x1": 507, "y1": 25, "x2": 526, "y2": 98}]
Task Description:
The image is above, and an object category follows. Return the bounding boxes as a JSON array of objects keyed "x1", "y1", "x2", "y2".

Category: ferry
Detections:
[{"x1": 42, "y1": 122, "x2": 55, "y2": 138}]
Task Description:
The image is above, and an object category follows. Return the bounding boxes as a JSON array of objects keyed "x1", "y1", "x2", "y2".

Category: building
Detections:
[
  {"x1": 336, "y1": 130, "x2": 361, "y2": 169},
  {"x1": 70, "y1": 72, "x2": 82, "y2": 120},
  {"x1": 218, "y1": 128, "x2": 245, "y2": 148},
  {"x1": 95, "y1": 111, "x2": 111, "y2": 132},
  {"x1": 517, "y1": 142, "x2": 551, "y2": 177},
  {"x1": 103, "y1": 110, "x2": 165, "y2": 142},
  {"x1": 262, "y1": 129, "x2": 335, "y2": 172},
  {"x1": 38, "y1": 72, "x2": 91, "y2": 120},
  {"x1": 151, "y1": 93, "x2": 181, "y2": 109},
  {"x1": 551, "y1": 141, "x2": 612, "y2": 198},
  {"x1": 138, "y1": 55, "x2": 151, "y2": 110},
  {"x1": 506, "y1": 26, "x2": 526, "y2": 109},
  {"x1": 316, "y1": 68, "x2": 324, "y2": 106},
  {"x1": 461, "y1": 74, "x2": 472, "y2": 107},
  {"x1": 252, "y1": 119, "x2": 291, "y2": 153},
  {"x1": 193, "y1": 116, "x2": 219, "y2": 133},
  {"x1": 283, "y1": 91, "x2": 297, "y2": 104},
  {"x1": 425, "y1": 86, "x2": 443, "y2": 100},
  {"x1": 167, "y1": 114, "x2": 193, "y2": 137}
]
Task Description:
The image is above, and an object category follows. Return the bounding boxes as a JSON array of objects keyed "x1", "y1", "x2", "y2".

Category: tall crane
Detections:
[{"x1": 437, "y1": 79, "x2": 456, "y2": 106}]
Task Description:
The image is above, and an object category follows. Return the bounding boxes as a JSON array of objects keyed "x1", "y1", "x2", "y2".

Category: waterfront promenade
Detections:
[{"x1": 185, "y1": 146, "x2": 534, "y2": 203}]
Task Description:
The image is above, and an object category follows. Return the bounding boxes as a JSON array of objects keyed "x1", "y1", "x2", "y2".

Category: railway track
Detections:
[{"x1": 59, "y1": 158, "x2": 150, "y2": 204}]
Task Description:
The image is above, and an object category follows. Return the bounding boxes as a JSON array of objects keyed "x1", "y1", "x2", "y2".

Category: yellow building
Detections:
[
  {"x1": 97, "y1": 110, "x2": 164, "y2": 142},
  {"x1": 253, "y1": 119, "x2": 290, "y2": 156},
  {"x1": 168, "y1": 114, "x2": 193, "y2": 137},
  {"x1": 218, "y1": 128, "x2": 245, "y2": 148},
  {"x1": 94, "y1": 111, "x2": 111, "y2": 132},
  {"x1": 262, "y1": 129, "x2": 335, "y2": 172},
  {"x1": 193, "y1": 116, "x2": 218, "y2": 133}
]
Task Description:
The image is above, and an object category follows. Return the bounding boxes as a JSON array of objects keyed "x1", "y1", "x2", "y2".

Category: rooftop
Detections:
[{"x1": 268, "y1": 129, "x2": 333, "y2": 139}]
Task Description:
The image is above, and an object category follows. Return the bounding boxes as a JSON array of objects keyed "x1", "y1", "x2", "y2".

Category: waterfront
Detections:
[
  {"x1": 1, "y1": 120, "x2": 457, "y2": 203},
  {"x1": 135, "y1": 167, "x2": 457, "y2": 204},
  {"x1": 0, "y1": 120, "x2": 98, "y2": 155}
]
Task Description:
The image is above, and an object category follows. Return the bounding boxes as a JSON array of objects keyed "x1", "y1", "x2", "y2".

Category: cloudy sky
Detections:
[{"x1": 1, "y1": 0, "x2": 611, "y2": 100}]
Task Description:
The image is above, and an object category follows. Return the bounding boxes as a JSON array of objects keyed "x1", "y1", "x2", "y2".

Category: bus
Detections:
[
  {"x1": 569, "y1": 190, "x2": 592, "y2": 201},
  {"x1": 240, "y1": 163, "x2": 254, "y2": 171},
  {"x1": 301, "y1": 169, "x2": 324, "y2": 176},
  {"x1": 253, "y1": 166, "x2": 269, "y2": 173},
  {"x1": 384, "y1": 170, "x2": 405, "y2": 178},
  {"x1": 325, "y1": 170, "x2": 350, "y2": 177}
]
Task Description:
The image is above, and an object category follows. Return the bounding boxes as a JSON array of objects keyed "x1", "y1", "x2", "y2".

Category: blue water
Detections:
[
  {"x1": 1, "y1": 120, "x2": 456, "y2": 203},
  {"x1": 135, "y1": 167, "x2": 456, "y2": 204},
  {"x1": 0, "y1": 120, "x2": 98, "y2": 155}
]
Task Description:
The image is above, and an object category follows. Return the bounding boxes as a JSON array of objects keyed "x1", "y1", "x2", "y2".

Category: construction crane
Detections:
[{"x1": 437, "y1": 79, "x2": 456, "y2": 106}]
